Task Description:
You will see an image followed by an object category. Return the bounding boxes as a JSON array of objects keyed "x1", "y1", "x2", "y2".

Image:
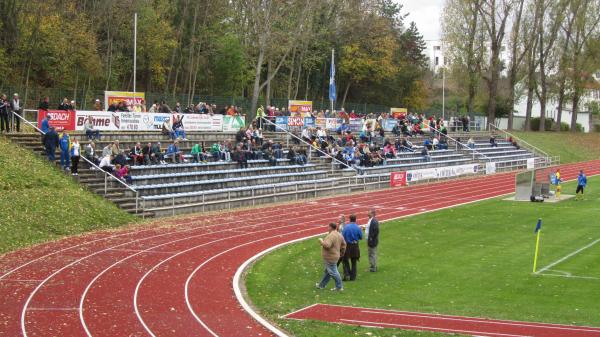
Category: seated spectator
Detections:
[
  {"x1": 162, "y1": 119, "x2": 175, "y2": 139},
  {"x1": 438, "y1": 137, "x2": 449, "y2": 150},
  {"x1": 423, "y1": 138, "x2": 433, "y2": 151},
  {"x1": 84, "y1": 117, "x2": 101, "y2": 140},
  {"x1": 236, "y1": 127, "x2": 246, "y2": 143},
  {"x1": 316, "y1": 127, "x2": 327, "y2": 143},
  {"x1": 421, "y1": 147, "x2": 431, "y2": 162},
  {"x1": 432, "y1": 137, "x2": 439, "y2": 150},
  {"x1": 392, "y1": 123, "x2": 401, "y2": 136},
  {"x1": 172, "y1": 115, "x2": 187, "y2": 140},
  {"x1": 401, "y1": 137, "x2": 414, "y2": 152},
  {"x1": 490, "y1": 135, "x2": 497, "y2": 148},
  {"x1": 508, "y1": 136, "x2": 520, "y2": 149},
  {"x1": 301, "y1": 127, "x2": 312, "y2": 143},
  {"x1": 165, "y1": 140, "x2": 182, "y2": 163},
  {"x1": 296, "y1": 147, "x2": 308, "y2": 165},
  {"x1": 210, "y1": 142, "x2": 222, "y2": 161},
  {"x1": 272, "y1": 141, "x2": 283, "y2": 159},
  {"x1": 129, "y1": 142, "x2": 144, "y2": 165},
  {"x1": 383, "y1": 143, "x2": 396, "y2": 159},
  {"x1": 152, "y1": 142, "x2": 166, "y2": 164},
  {"x1": 191, "y1": 143, "x2": 207, "y2": 163},
  {"x1": 253, "y1": 128, "x2": 264, "y2": 145},
  {"x1": 99, "y1": 155, "x2": 114, "y2": 173},
  {"x1": 263, "y1": 146, "x2": 277, "y2": 166},
  {"x1": 142, "y1": 142, "x2": 152, "y2": 165},
  {"x1": 233, "y1": 145, "x2": 248, "y2": 168},
  {"x1": 114, "y1": 164, "x2": 133, "y2": 184},
  {"x1": 467, "y1": 137, "x2": 476, "y2": 149},
  {"x1": 84, "y1": 141, "x2": 100, "y2": 166},
  {"x1": 413, "y1": 123, "x2": 424, "y2": 135},
  {"x1": 287, "y1": 146, "x2": 297, "y2": 164}
]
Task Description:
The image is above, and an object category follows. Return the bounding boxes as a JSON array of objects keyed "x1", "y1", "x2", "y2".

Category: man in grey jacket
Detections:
[{"x1": 366, "y1": 208, "x2": 380, "y2": 272}]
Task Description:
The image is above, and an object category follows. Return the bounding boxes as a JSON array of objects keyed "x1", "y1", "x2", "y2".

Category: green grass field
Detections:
[
  {"x1": 513, "y1": 131, "x2": 600, "y2": 163},
  {"x1": 246, "y1": 177, "x2": 600, "y2": 337},
  {"x1": 0, "y1": 136, "x2": 137, "y2": 254}
]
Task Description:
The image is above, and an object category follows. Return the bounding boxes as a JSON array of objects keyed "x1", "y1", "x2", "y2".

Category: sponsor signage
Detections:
[
  {"x1": 405, "y1": 164, "x2": 479, "y2": 184},
  {"x1": 38, "y1": 110, "x2": 76, "y2": 131},
  {"x1": 288, "y1": 100, "x2": 313, "y2": 116},
  {"x1": 104, "y1": 91, "x2": 145, "y2": 111},
  {"x1": 390, "y1": 171, "x2": 407, "y2": 187}
]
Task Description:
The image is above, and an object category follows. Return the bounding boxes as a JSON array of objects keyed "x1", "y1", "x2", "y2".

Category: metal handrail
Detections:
[
  {"x1": 260, "y1": 117, "x2": 357, "y2": 172},
  {"x1": 10, "y1": 110, "x2": 141, "y2": 213},
  {"x1": 488, "y1": 123, "x2": 550, "y2": 158},
  {"x1": 428, "y1": 125, "x2": 493, "y2": 162}
]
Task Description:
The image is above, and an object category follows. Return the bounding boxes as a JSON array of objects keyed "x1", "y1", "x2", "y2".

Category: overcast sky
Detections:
[{"x1": 397, "y1": 0, "x2": 445, "y2": 42}]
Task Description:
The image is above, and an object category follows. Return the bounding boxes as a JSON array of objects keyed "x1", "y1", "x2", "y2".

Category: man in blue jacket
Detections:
[
  {"x1": 576, "y1": 170, "x2": 587, "y2": 200},
  {"x1": 59, "y1": 131, "x2": 71, "y2": 170},
  {"x1": 342, "y1": 214, "x2": 363, "y2": 281},
  {"x1": 40, "y1": 114, "x2": 51, "y2": 133},
  {"x1": 42, "y1": 127, "x2": 59, "y2": 162}
]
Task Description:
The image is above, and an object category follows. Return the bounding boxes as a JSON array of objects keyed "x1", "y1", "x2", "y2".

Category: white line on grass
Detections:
[{"x1": 535, "y1": 238, "x2": 600, "y2": 275}]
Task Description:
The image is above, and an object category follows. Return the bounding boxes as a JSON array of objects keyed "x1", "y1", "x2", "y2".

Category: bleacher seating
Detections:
[{"x1": 8, "y1": 127, "x2": 547, "y2": 218}]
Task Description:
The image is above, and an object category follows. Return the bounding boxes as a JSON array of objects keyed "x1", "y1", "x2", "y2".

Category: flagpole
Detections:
[
  {"x1": 133, "y1": 12, "x2": 137, "y2": 92},
  {"x1": 533, "y1": 219, "x2": 542, "y2": 273}
]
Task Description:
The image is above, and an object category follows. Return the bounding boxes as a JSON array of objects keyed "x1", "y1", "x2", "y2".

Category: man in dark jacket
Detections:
[
  {"x1": 366, "y1": 208, "x2": 380, "y2": 272},
  {"x1": 43, "y1": 127, "x2": 59, "y2": 162}
]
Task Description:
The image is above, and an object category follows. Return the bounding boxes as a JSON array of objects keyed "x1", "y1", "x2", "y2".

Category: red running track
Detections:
[
  {"x1": 0, "y1": 160, "x2": 598, "y2": 337},
  {"x1": 284, "y1": 304, "x2": 600, "y2": 337}
]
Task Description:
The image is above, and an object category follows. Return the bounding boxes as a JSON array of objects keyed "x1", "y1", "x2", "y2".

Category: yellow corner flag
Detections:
[{"x1": 533, "y1": 219, "x2": 542, "y2": 273}]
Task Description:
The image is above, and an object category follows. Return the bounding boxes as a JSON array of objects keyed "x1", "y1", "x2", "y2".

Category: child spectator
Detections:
[{"x1": 59, "y1": 130, "x2": 71, "y2": 171}]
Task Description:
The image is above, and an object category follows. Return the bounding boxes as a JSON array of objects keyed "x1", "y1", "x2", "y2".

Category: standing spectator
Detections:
[
  {"x1": 139, "y1": 99, "x2": 147, "y2": 112},
  {"x1": 40, "y1": 114, "x2": 51, "y2": 133},
  {"x1": 93, "y1": 99, "x2": 102, "y2": 111},
  {"x1": 341, "y1": 214, "x2": 363, "y2": 281},
  {"x1": 174, "y1": 102, "x2": 183, "y2": 113},
  {"x1": 315, "y1": 222, "x2": 346, "y2": 291},
  {"x1": 0, "y1": 94, "x2": 10, "y2": 133},
  {"x1": 365, "y1": 208, "x2": 380, "y2": 272},
  {"x1": 43, "y1": 127, "x2": 59, "y2": 162},
  {"x1": 148, "y1": 101, "x2": 159, "y2": 113},
  {"x1": 576, "y1": 170, "x2": 587, "y2": 200},
  {"x1": 59, "y1": 131, "x2": 72, "y2": 170},
  {"x1": 58, "y1": 98, "x2": 72, "y2": 110},
  {"x1": 70, "y1": 138, "x2": 81, "y2": 176},
  {"x1": 10, "y1": 93, "x2": 22, "y2": 132},
  {"x1": 84, "y1": 117, "x2": 101, "y2": 140},
  {"x1": 159, "y1": 100, "x2": 171, "y2": 114},
  {"x1": 117, "y1": 101, "x2": 129, "y2": 112},
  {"x1": 38, "y1": 97, "x2": 50, "y2": 110}
]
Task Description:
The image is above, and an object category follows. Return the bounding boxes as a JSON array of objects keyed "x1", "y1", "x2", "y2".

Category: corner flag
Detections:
[
  {"x1": 329, "y1": 49, "x2": 336, "y2": 102},
  {"x1": 533, "y1": 219, "x2": 542, "y2": 273}
]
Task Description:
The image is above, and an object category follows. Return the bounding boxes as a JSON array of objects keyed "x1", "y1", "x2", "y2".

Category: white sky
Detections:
[{"x1": 397, "y1": 0, "x2": 444, "y2": 42}]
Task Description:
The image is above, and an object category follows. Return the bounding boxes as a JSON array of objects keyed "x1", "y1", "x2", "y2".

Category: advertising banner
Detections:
[
  {"x1": 405, "y1": 164, "x2": 479, "y2": 184},
  {"x1": 390, "y1": 171, "x2": 407, "y2": 187},
  {"x1": 223, "y1": 115, "x2": 246, "y2": 132},
  {"x1": 485, "y1": 162, "x2": 497, "y2": 175},
  {"x1": 349, "y1": 118, "x2": 364, "y2": 132},
  {"x1": 527, "y1": 158, "x2": 536, "y2": 170},
  {"x1": 275, "y1": 116, "x2": 288, "y2": 131},
  {"x1": 181, "y1": 114, "x2": 223, "y2": 132},
  {"x1": 304, "y1": 117, "x2": 316, "y2": 128},
  {"x1": 75, "y1": 111, "x2": 174, "y2": 131},
  {"x1": 104, "y1": 91, "x2": 145, "y2": 111},
  {"x1": 38, "y1": 109, "x2": 76, "y2": 131},
  {"x1": 382, "y1": 118, "x2": 398, "y2": 132},
  {"x1": 288, "y1": 100, "x2": 312, "y2": 116},
  {"x1": 390, "y1": 107, "x2": 407, "y2": 119}
]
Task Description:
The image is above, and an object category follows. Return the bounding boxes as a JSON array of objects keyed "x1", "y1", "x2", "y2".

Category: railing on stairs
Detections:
[
  {"x1": 9, "y1": 110, "x2": 142, "y2": 215},
  {"x1": 260, "y1": 117, "x2": 358, "y2": 175},
  {"x1": 429, "y1": 125, "x2": 492, "y2": 162}
]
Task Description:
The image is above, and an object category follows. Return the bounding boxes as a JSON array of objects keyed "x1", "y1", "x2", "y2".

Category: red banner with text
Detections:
[
  {"x1": 37, "y1": 109, "x2": 76, "y2": 131},
  {"x1": 390, "y1": 171, "x2": 407, "y2": 187}
]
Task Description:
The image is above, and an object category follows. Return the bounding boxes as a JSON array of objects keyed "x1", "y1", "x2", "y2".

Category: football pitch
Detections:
[{"x1": 246, "y1": 176, "x2": 600, "y2": 337}]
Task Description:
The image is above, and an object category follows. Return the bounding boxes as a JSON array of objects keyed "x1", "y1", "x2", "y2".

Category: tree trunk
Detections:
[
  {"x1": 286, "y1": 47, "x2": 296, "y2": 100},
  {"x1": 265, "y1": 59, "x2": 272, "y2": 107},
  {"x1": 250, "y1": 47, "x2": 266, "y2": 121},
  {"x1": 341, "y1": 82, "x2": 351, "y2": 110},
  {"x1": 525, "y1": 71, "x2": 535, "y2": 131},
  {"x1": 570, "y1": 91, "x2": 580, "y2": 132},
  {"x1": 304, "y1": 70, "x2": 310, "y2": 100}
]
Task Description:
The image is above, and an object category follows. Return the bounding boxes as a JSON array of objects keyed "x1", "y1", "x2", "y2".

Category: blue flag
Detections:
[
  {"x1": 329, "y1": 49, "x2": 336, "y2": 102},
  {"x1": 534, "y1": 219, "x2": 542, "y2": 233}
]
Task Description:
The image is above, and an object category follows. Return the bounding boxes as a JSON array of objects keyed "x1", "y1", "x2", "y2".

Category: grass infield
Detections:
[{"x1": 246, "y1": 177, "x2": 600, "y2": 337}]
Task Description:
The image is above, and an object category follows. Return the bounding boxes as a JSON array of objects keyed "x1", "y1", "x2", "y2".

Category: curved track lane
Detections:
[{"x1": 0, "y1": 160, "x2": 598, "y2": 337}]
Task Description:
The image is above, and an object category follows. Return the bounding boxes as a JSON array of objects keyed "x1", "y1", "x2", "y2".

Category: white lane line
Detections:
[
  {"x1": 281, "y1": 303, "x2": 321, "y2": 319},
  {"x1": 184, "y1": 227, "x2": 321, "y2": 337},
  {"x1": 538, "y1": 273, "x2": 600, "y2": 281},
  {"x1": 80, "y1": 223, "x2": 273, "y2": 337},
  {"x1": 359, "y1": 310, "x2": 600, "y2": 333},
  {"x1": 134, "y1": 223, "x2": 322, "y2": 337},
  {"x1": 535, "y1": 238, "x2": 600, "y2": 275},
  {"x1": 27, "y1": 307, "x2": 79, "y2": 311},
  {"x1": 339, "y1": 319, "x2": 533, "y2": 337}
]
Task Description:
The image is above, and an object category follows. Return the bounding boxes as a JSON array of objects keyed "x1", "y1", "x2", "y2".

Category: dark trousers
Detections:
[
  {"x1": 342, "y1": 256, "x2": 358, "y2": 281},
  {"x1": 0, "y1": 112, "x2": 9, "y2": 132},
  {"x1": 71, "y1": 155, "x2": 80, "y2": 174},
  {"x1": 12, "y1": 111, "x2": 21, "y2": 132},
  {"x1": 46, "y1": 146, "x2": 56, "y2": 162},
  {"x1": 238, "y1": 160, "x2": 248, "y2": 169}
]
